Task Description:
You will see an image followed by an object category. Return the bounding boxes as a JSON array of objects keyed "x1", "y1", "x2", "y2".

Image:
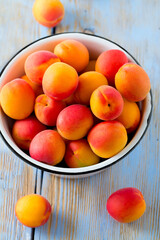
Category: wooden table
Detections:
[{"x1": 0, "y1": 0, "x2": 159, "y2": 239}]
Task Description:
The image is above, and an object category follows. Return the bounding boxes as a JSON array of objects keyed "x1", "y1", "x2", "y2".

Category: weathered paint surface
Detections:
[{"x1": 0, "y1": 0, "x2": 159, "y2": 239}]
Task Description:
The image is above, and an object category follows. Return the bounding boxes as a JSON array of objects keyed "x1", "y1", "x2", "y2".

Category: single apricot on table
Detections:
[
  {"x1": 0, "y1": 79, "x2": 35, "y2": 120},
  {"x1": 54, "y1": 39, "x2": 89, "y2": 72},
  {"x1": 106, "y1": 188, "x2": 146, "y2": 223},
  {"x1": 15, "y1": 194, "x2": 51, "y2": 228},
  {"x1": 32, "y1": 0, "x2": 65, "y2": 28}
]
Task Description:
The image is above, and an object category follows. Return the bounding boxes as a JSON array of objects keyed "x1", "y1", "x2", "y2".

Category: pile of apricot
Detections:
[{"x1": 0, "y1": 39, "x2": 151, "y2": 168}]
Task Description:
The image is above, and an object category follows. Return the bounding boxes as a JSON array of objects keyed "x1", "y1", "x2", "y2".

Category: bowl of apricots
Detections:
[{"x1": 0, "y1": 32, "x2": 152, "y2": 178}]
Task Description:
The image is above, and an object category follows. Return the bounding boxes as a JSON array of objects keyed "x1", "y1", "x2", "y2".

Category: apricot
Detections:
[
  {"x1": 15, "y1": 194, "x2": 51, "y2": 228},
  {"x1": 21, "y1": 75, "x2": 43, "y2": 97},
  {"x1": 32, "y1": 0, "x2": 65, "y2": 28},
  {"x1": 25, "y1": 50, "x2": 60, "y2": 85},
  {"x1": 35, "y1": 94, "x2": 65, "y2": 126},
  {"x1": 54, "y1": 39, "x2": 89, "y2": 72},
  {"x1": 74, "y1": 71, "x2": 108, "y2": 105},
  {"x1": 115, "y1": 63, "x2": 151, "y2": 102},
  {"x1": 57, "y1": 104, "x2": 94, "y2": 140},
  {"x1": 0, "y1": 79, "x2": 35, "y2": 120},
  {"x1": 81, "y1": 60, "x2": 96, "y2": 73},
  {"x1": 88, "y1": 121, "x2": 128, "y2": 158},
  {"x1": 117, "y1": 98, "x2": 141, "y2": 133},
  {"x1": 43, "y1": 62, "x2": 78, "y2": 100},
  {"x1": 95, "y1": 49, "x2": 128, "y2": 86},
  {"x1": 90, "y1": 85, "x2": 124, "y2": 121},
  {"x1": 12, "y1": 115, "x2": 46, "y2": 151},
  {"x1": 65, "y1": 139, "x2": 100, "y2": 168},
  {"x1": 29, "y1": 130, "x2": 65, "y2": 165},
  {"x1": 106, "y1": 188, "x2": 146, "y2": 223}
]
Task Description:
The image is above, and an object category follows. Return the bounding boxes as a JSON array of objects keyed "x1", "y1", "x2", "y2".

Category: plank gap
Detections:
[
  {"x1": 51, "y1": 27, "x2": 56, "y2": 35},
  {"x1": 40, "y1": 170, "x2": 44, "y2": 195}
]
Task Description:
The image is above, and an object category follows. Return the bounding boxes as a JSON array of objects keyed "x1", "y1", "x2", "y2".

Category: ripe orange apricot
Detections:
[
  {"x1": 35, "y1": 94, "x2": 66, "y2": 126},
  {"x1": 88, "y1": 121, "x2": 128, "y2": 158},
  {"x1": 115, "y1": 63, "x2": 151, "y2": 102},
  {"x1": 0, "y1": 79, "x2": 35, "y2": 120},
  {"x1": 90, "y1": 85, "x2": 124, "y2": 121},
  {"x1": 29, "y1": 130, "x2": 65, "y2": 165},
  {"x1": 32, "y1": 0, "x2": 65, "y2": 28},
  {"x1": 15, "y1": 194, "x2": 51, "y2": 228},
  {"x1": 42, "y1": 62, "x2": 78, "y2": 100},
  {"x1": 106, "y1": 188, "x2": 146, "y2": 223},
  {"x1": 54, "y1": 39, "x2": 89, "y2": 72},
  {"x1": 57, "y1": 104, "x2": 94, "y2": 140}
]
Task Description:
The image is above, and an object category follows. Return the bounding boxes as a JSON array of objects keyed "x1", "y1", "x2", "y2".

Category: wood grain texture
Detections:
[
  {"x1": 0, "y1": 0, "x2": 49, "y2": 239},
  {"x1": 0, "y1": 0, "x2": 159, "y2": 240}
]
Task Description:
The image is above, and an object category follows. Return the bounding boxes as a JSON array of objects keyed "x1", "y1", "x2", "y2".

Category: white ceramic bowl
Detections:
[{"x1": 0, "y1": 32, "x2": 152, "y2": 178}]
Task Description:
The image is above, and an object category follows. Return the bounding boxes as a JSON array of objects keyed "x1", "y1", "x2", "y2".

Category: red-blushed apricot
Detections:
[
  {"x1": 25, "y1": 50, "x2": 60, "y2": 85},
  {"x1": 42, "y1": 62, "x2": 78, "y2": 100},
  {"x1": 116, "y1": 98, "x2": 141, "y2": 133},
  {"x1": 54, "y1": 39, "x2": 89, "y2": 72},
  {"x1": 21, "y1": 75, "x2": 43, "y2": 97},
  {"x1": 12, "y1": 115, "x2": 46, "y2": 151},
  {"x1": 65, "y1": 139, "x2": 100, "y2": 168},
  {"x1": 90, "y1": 85, "x2": 124, "y2": 121},
  {"x1": 115, "y1": 63, "x2": 151, "y2": 102},
  {"x1": 88, "y1": 121, "x2": 128, "y2": 158},
  {"x1": 32, "y1": 0, "x2": 65, "y2": 28},
  {"x1": 15, "y1": 194, "x2": 51, "y2": 228},
  {"x1": 34, "y1": 94, "x2": 65, "y2": 126},
  {"x1": 57, "y1": 104, "x2": 94, "y2": 140},
  {"x1": 95, "y1": 49, "x2": 128, "y2": 86},
  {"x1": 106, "y1": 188, "x2": 146, "y2": 223},
  {"x1": 0, "y1": 79, "x2": 35, "y2": 120},
  {"x1": 74, "y1": 71, "x2": 108, "y2": 105},
  {"x1": 81, "y1": 60, "x2": 96, "y2": 73},
  {"x1": 29, "y1": 130, "x2": 65, "y2": 165}
]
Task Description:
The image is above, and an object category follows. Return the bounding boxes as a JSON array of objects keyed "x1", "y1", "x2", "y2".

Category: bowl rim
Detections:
[{"x1": 0, "y1": 32, "x2": 153, "y2": 176}]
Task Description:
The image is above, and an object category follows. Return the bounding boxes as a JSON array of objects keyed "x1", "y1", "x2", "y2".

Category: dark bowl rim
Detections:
[{"x1": 0, "y1": 32, "x2": 153, "y2": 176}]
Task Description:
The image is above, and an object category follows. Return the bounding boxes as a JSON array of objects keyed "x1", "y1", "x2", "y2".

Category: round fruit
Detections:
[
  {"x1": 106, "y1": 188, "x2": 146, "y2": 223},
  {"x1": 15, "y1": 194, "x2": 51, "y2": 228}
]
